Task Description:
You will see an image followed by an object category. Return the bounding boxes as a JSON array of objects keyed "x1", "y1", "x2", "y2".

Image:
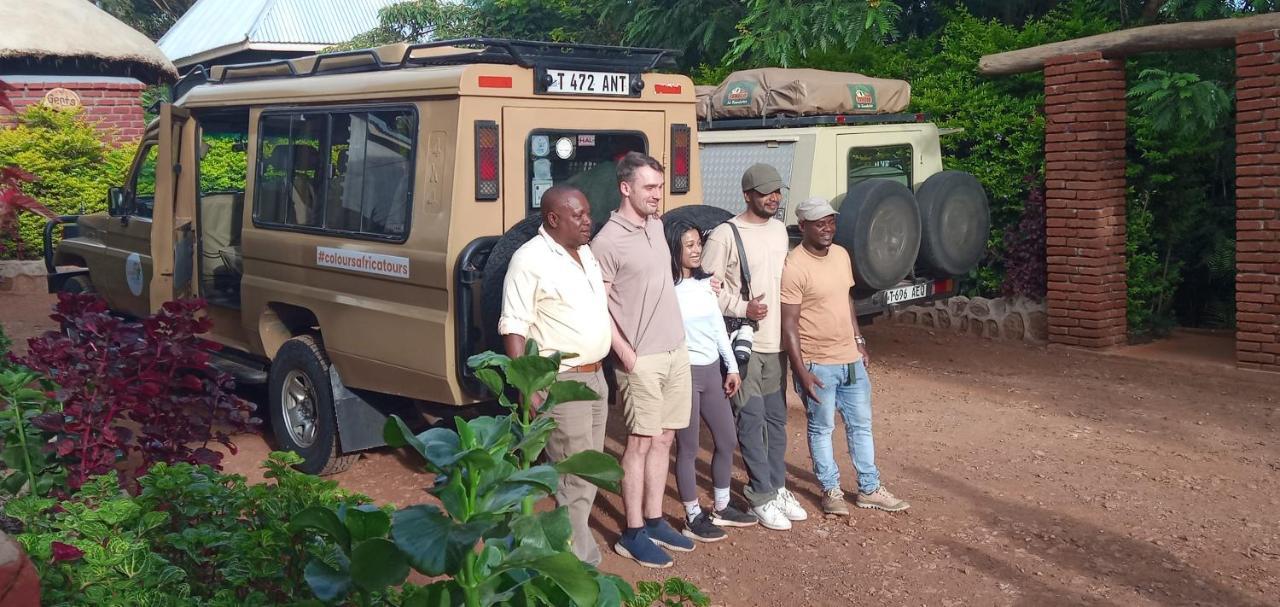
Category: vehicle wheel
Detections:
[
  {"x1": 480, "y1": 216, "x2": 544, "y2": 353},
  {"x1": 268, "y1": 335, "x2": 357, "y2": 475},
  {"x1": 834, "y1": 179, "x2": 922, "y2": 291},
  {"x1": 60, "y1": 275, "x2": 94, "y2": 294},
  {"x1": 915, "y1": 171, "x2": 990, "y2": 276},
  {"x1": 662, "y1": 205, "x2": 734, "y2": 236},
  {"x1": 58, "y1": 276, "x2": 95, "y2": 336}
]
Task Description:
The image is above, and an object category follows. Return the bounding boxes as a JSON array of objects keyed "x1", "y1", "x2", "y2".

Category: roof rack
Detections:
[
  {"x1": 170, "y1": 38, "x2": 680, "y2": 95},
  {"x1": 698, "y1": 113, "x2": 927, "y2": 131}
]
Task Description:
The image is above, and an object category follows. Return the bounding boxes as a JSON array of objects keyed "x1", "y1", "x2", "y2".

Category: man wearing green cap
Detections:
[{"x1": 701, "y1": 163, "x2": 806, "y2": 530}]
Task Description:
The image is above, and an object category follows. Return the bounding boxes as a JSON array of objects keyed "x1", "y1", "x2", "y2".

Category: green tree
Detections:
[{"x1": 98, "y1": 0, "x2": 198, "y2": 40}]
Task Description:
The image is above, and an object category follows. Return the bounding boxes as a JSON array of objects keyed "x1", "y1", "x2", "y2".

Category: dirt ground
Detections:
[{"x1": 3, "y1": 292, "x2": 1278, "y2": 606}]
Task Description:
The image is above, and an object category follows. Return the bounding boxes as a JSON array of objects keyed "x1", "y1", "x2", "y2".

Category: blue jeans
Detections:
[{"x1": 796, "y1": 360, "x2": 880, "y2": 494}]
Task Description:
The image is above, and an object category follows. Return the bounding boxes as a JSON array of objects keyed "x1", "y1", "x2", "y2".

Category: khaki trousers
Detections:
[{"x1": 543, "y1": 368, "x2": 609, "y2": 566}]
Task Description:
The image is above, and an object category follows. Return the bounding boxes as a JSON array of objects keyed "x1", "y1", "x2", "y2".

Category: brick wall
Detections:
[
  {"x1": 1234, "y1": 30, "x2": 1280, "y2": 372},
  {"x1": 0, "y1": 78, "x2": 145, "y2": 143},
  {"x1": 1043, "y1": 52, "x2": 1128, "y2": 349}
]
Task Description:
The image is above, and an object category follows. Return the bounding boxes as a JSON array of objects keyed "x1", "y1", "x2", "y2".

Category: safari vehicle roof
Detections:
[{"x1": 170, "y1": 37, "x2": 695, "y2": 108}]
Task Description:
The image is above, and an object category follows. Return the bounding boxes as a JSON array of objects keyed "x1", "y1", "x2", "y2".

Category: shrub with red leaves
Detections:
[
  {"x1": 18, "y1": 294, "x2": 259, "y2": 491},
  {"x1": 1001, "y1": 178, "x2": 1047, "y2": 300}
]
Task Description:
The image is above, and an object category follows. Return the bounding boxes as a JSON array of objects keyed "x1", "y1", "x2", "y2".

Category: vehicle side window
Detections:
[
  {"x1": 254, "y1": 108, "x2": 415, "y2": 239},
  {"x1": 132, "y1": 144, "x2": 159, "y2": 218},
  {"x1": 847, "y1": 145, "x2": 912, "y2": 189}
]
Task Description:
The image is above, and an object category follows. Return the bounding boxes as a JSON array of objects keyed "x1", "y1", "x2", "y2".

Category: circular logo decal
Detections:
[{"x1": 125, "y1": 252, "x2": 144, "y2": 296}]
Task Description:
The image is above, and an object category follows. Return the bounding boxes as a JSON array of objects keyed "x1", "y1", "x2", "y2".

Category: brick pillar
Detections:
[
  {"x1": 1043, "y1": 52, "x2": 1128, "y2": 349},
  {"x1": 1234, "y1": 30, "x2": 1280, "y2": 372}
]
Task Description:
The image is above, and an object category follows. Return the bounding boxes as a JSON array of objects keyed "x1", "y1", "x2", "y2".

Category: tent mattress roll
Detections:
[{"x1": 703, "y1": 68, "x2": 911, "y2": 120}]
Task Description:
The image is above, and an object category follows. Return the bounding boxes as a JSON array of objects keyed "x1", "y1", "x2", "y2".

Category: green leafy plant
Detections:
[
  {"x1": 0, "y1": 105, "x2": 134, "y2": 259},
  {"x1": 295, "y1": 343, "x2": 632, "y2": 606},
  {"x1": 12, "y1": 452, "x2": 368, "y2": 606},
  {"x1": 1127, "y1": 68, "x2": 1231, "y2": 144},
  {"x1": 726, "y1": 0, "x2": 901, "y2": 67},
  {"x1": 0, "y1": 364, "x2": 66, "y2": 497},
  {"x1": 626, "y1": 578, "x2": 711, "y2": 607}
]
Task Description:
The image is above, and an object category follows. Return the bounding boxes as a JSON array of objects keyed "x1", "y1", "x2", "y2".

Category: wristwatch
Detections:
[{"x1": 855, "y1": 335, "x2": 867, "y2": 345}]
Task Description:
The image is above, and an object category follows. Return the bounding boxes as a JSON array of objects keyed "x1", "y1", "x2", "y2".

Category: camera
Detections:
[{"x1": 730, "y1": 323, "x2": 754, "y2": 367}]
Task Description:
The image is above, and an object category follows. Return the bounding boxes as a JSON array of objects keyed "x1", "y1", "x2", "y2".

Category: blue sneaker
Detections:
[
  {"x1": 645, "y1": 517, "x2": 695, "y2": 552},
  {"x1": 614, "y1": 528, "x2": 672, "y2": 569}
]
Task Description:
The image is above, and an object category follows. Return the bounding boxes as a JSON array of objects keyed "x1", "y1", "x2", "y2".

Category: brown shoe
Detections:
[
  {"x1": 855, "y1": 486, "x2": 910, "y2": 512},
  {"x1": 821, "y1": 488, "x2": 850, "y2": 516}
]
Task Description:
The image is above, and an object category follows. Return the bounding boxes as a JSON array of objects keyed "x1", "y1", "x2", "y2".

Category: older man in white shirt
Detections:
[{"x1": 498, "y1": 184, "x2": 612, "y2": 565}]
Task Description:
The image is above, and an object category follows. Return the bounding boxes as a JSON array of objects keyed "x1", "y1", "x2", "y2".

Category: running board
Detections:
[{"x1": 210, "y1": 355, "x2": 268, "y2": 385}]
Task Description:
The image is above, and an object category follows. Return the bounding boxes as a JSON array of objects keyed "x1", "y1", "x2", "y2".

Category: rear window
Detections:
[
  {"x1": 848, "y1": 144, "x2": 912, "y2": 189},
  {"x1": 524, "y1": 131, "x2": 646, "y2": 227},
  {"x1": 254, "y1": 107, "x2": 416, "y2": 240}
]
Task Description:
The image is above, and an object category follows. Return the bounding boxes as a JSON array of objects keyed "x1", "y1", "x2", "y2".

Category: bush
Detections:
[
  {"x1": 11, "y1": 452, "x2": 368, "y2": 606},
  {"x1": 0, "y1": 106, "x2": 134, "y2": 259},
  {"x1": 18, "y1": 294, "x2": 259, "y2": 491}
]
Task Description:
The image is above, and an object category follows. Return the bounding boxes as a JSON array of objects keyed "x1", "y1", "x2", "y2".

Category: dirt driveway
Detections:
[{"x1": 4, "y1": 293, "x2": 1278, "y2": 606}]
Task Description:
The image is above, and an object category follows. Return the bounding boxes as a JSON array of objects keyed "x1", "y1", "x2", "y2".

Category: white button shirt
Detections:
[{"x1": 498, "y1": 226, "x2": 612, "y2": 371}]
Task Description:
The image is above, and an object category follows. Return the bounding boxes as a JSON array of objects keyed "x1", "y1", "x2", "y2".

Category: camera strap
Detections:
[{"x1": 726, "y1": 222, "x2": 752, "y2": 300}]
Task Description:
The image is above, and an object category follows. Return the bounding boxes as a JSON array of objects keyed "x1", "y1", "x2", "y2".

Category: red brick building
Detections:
[{"x1": 0, "y1": 0, "x2": 176, "y2": 142}]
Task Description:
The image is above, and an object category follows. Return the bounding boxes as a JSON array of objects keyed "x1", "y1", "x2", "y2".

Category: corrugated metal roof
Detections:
[{"x1": 158, "y1": 0, "x2": 398, "y2": 67}]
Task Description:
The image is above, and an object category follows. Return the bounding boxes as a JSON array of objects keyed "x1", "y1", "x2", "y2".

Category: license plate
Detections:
[
  {"x1": 544, "y1": 69, "x2": 631, "y2": 96},
  {"x1": 883, "y1": 282, "x2": 929, "y2": 305}
]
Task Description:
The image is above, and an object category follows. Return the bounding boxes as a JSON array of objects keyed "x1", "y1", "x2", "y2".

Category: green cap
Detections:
[{"x1": 741, "y1": 163, "x2": 787, "y2": 194}]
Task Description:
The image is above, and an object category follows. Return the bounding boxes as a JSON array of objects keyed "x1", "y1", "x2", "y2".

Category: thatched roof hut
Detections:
[{"x1": 0, "y1": 0, "x2": 178, "y2": 84}]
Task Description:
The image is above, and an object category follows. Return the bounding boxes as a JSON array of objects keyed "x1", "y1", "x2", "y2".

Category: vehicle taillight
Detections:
[
  {"x1": 475, "y1": 120, "x2": 499, "y2": 201},
  {"x1": 671, "y1": 123, "x2": 690, "y2": 194},
  {"x1": 934, "y1": 278, "x2": 954, "y2": 295}
]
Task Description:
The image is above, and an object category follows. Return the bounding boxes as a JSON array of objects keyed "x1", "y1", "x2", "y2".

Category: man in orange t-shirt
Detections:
[{"x1": 780, "y1": 197, "x2": 910, "y2": 516}]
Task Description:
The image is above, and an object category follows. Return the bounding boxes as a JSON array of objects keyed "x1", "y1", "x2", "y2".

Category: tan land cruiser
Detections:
[
  {"x1": 687, "y1": 68, "x2": 991, "y2": 318},
  {"x1": 44, "y1": 39, "x2": 700, "y2": 474}
]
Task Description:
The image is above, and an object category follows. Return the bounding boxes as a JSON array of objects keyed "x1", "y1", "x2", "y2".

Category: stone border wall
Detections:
[{"x1": 890, "y1": 296, "x2": 1049, "y2": 344}]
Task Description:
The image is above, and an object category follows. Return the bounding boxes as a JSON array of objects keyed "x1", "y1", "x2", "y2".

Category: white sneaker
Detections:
[
  {"x1": 750, "y1": 499, "x2": 792, "y2": 530},
  {"x1": 777, "y1": 487, "x2": 809, "y2": 521}
]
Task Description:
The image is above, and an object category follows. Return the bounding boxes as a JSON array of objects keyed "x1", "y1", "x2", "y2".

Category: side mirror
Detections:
[{"x1": 107, "y1": 187, "x2": 131, "y2": 216}]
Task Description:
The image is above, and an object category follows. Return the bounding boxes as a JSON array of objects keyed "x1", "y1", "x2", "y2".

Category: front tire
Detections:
[{"x1": 267, "y1": 335, "x2": 357, "y2": 475}]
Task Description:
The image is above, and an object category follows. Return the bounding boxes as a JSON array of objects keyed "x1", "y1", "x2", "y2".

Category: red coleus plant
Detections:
[{"x1": 18, "y1": 294, "x2": 259, "y2": 491}]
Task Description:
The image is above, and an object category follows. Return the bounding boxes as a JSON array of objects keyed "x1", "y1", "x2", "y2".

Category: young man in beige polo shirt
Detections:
[
  {"x1": 591, "y1": 152, "x2": 696, "y2": 568},
  {"x1": 499, "y1": 185, "x2": 613, "y2": 565},
  {"x1": 780, "y1": 197, "x2": 909, "y2": 516},
  {"x1": 701, "y1": 163, "x2": 806, "y2": 530}
]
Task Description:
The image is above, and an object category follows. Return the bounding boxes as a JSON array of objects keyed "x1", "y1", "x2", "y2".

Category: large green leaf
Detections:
[
  {"x1": 467, "y1": 350, "x2": 511, "y2": 370},
  {"x1": 512, "y1": 416, "x2": 556, "y2": 461},
  {"x1": 342, "y1": 504, "x2": 391, "y2": 542},
  {"x1": 289, "y1": 506, "x2": 351, "y2": 552},
  {"x1": 474, "y1": 367, "x2": 506, "y2": 400},
  {"x1": 392, "y1": 505, "x2": 493, "y2": 576},
  {"x1": 505, "y1": 355, "x2": 558, "y2": 401},
  {"x1": 552, "y1": 450, "x2": 623, "y2": 494},
  {"x1": 430, "y1": 473, "x2": 469, "y2": 519},
  {"x1": 502, "y1": 550, "x2": 598, "y2": 607},
  {"x1": 511, "y1": 509, "x2": 572, "y2": 553},
  {"x1": 403, "y1": 580, "x2": 461, "y2": 607},
  {"x1": 478, "y1": 466, "x2": 557, "y2": 514},
  {"x1": 303, "y1": 547, "x2": 352, "y2": 602},
  {"x1": 1, "y1": 471, "x2": 28, "y2": 495},
  {"x1": 349, "y1": 538, "x2": 410, "y2": 591},
  {"x1": 506, "y1": 465, "x2": 559, "y2": 494},
  {"x1": 384, "y1": 415, "x2": 428, "y2": 457},
  {"x1": 467, "y1": 416, "x2": 514, "y2": 451},
  {"x1": 544, "y1": 380, "x2": 600, "y2": 411}
]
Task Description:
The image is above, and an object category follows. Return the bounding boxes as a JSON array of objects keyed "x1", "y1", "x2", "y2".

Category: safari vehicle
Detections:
[
  {"x1": 689, "y1": 68, "x2": 991, "y2": 319},
  {"x1": 44, "y1": 39, "x2": 700, "y2": 474}
]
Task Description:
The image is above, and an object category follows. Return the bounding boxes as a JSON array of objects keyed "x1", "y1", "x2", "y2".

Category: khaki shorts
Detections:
[{"x1": 616, "y1": 347, "x2": 693, "y2": 436}]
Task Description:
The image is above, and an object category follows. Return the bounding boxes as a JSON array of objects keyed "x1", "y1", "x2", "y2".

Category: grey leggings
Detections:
[{"x1": 675, "y1": 363, "x2": 738, "y2": 502}]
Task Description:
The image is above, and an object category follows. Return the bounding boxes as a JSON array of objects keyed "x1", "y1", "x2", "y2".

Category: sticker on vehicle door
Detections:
[
  {"x1": 125, "y1": 252, "x2": 144, "y2": 296},
  {"x1": 316, "y1": 247, "x2": 410, "y2": 279}
]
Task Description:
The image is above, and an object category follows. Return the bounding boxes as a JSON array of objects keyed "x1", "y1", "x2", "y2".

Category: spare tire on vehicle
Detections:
[
  {"x1": 915, "y1": 171, "x2": 990, "y2": 276},
  {"x1": 662, "y1": 204, "x2": 734, "y2": 236},
  {"x1": 480, "y1": 215, "x2": 544, "y2": 352},
  {"x1": 834, "y1": 179, "x2": 921, "y2": 291}
]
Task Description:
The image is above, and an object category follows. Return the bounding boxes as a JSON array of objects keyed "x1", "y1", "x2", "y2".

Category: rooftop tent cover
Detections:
[{"x1": 700, "y1": 68, "x2": 911, "y2": 120}]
